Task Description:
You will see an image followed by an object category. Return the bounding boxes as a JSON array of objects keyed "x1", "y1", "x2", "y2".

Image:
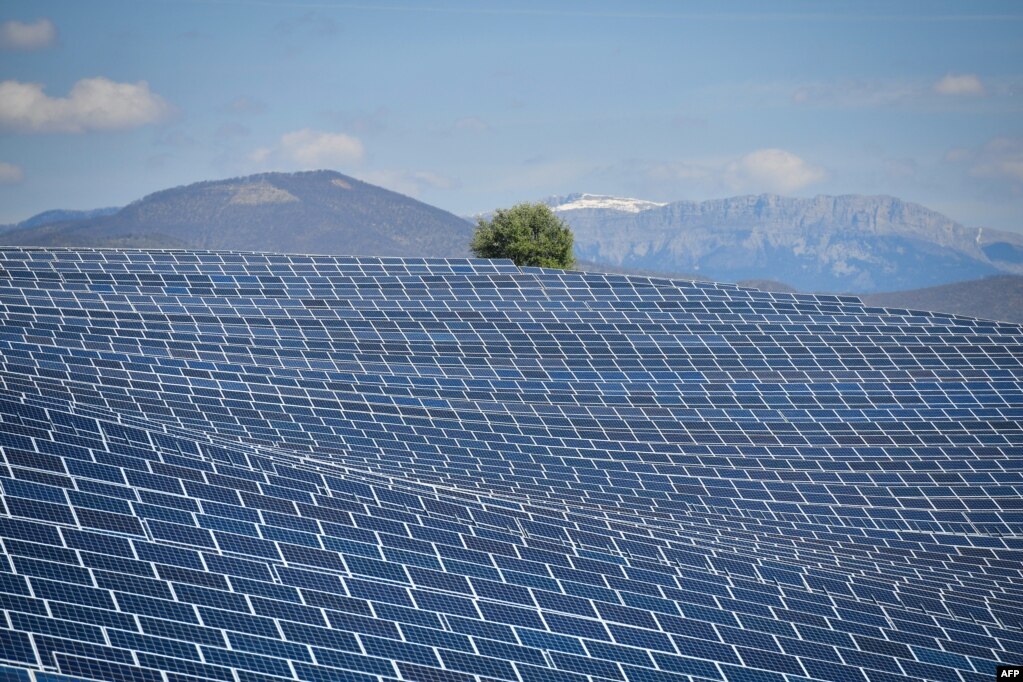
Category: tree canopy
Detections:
[{"x1": 470, "y1": 202, "x2": 576, "y2": 269}]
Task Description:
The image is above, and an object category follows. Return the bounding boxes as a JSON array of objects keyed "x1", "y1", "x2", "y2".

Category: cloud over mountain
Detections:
[
  {"x1": 250, "y1": 129, "x2": 364, "y2": 170},
  {"x1": 724, "y1": 148, "x2": 828, "y2": 194}
]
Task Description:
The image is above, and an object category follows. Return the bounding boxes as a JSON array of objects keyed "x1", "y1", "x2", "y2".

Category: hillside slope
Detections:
[
  {"x1": 546, "y1": 193, "x2": 1023, "y2": 293},
  {"x1": 861, "y1": 275, "x2": 1023, "y2": 323},
  {"x1": 1, "y1": 170, "x2": 474, "y2": 257}
]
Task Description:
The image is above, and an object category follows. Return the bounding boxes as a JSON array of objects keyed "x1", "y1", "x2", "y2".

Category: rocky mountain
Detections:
[
  {"x1": 9, "y1": 177, "x2": 1023, "y2": 319},
  {"x1": 545, "y1": 193, "x2": 1023, "y2": 293},
  {"x1": 1, "y1": 170, "x2": 474, "y2": 257}
]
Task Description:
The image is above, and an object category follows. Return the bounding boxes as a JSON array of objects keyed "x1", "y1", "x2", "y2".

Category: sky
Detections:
[{"x1": 1, "y1": 0, "x2": 1022, "y2": 231}]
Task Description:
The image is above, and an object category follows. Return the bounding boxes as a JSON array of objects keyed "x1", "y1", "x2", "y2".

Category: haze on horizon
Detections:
[{"x1": 1, "y1": 0, "x2": 1021, "y2": 232}]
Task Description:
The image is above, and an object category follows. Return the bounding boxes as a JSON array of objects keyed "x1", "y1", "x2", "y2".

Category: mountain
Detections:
[
  {"x1": 0, "y1": 206, "x2": 120, "y2": 234},
  {"x1": 861, "y1": 275, "x2": 1023, "y2": 323},
  {"x1": 0, "y1": 170, "x2": 474, "y2": 257},
  {"x1": 578, "y1": 259, "x2": 1018, "y2": 321},
  {"x1": 545, "y1": 193, "x2": 1023, "y2": 293},
  {"x1": 576, "y1": 260, "x2": 801, "y2": 292}
]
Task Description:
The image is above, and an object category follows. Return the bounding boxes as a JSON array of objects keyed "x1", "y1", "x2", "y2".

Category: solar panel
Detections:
[{"x1": 0, "y1": 247, "x2": 1021, "y2": 682}]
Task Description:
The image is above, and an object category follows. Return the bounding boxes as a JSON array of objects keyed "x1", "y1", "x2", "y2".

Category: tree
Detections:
[{"x1": 470, "y1": 202, "x2": 576, "y2": 269}]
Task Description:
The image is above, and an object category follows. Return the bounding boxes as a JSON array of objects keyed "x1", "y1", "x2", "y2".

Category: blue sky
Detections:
[{"x1": 1, "y1": 0, "x2": 1021, "y2": 231}]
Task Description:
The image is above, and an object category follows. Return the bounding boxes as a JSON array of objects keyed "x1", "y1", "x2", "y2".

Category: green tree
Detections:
[{"x1": 470, "y1": 202, "x2": 576, "y2": 269}]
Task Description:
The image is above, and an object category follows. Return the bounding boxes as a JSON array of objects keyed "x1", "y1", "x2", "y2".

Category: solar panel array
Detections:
[{"x1": 0, "y1": 246, "x2": 1020, "y2": 682}]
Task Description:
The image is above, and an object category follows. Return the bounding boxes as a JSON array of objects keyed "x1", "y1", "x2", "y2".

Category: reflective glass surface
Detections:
[{"x1": 0, "y1": 247, "x2": 1021, "y2": 682}]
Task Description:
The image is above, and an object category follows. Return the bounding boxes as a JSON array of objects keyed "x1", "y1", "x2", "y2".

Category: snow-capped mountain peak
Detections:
[{"x1": 550, "y1": 193, "x2": 666, "y2": 213}]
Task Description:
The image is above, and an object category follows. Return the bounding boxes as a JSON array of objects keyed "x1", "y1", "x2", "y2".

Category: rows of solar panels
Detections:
[{"x1": 0, "y1": 247, "x2": 1020, "y2": 682}]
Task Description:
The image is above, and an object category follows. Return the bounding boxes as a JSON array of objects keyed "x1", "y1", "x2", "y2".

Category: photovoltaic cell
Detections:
[{"x1": 0, "y1": 246, "x2": 1021, "y2": 682}]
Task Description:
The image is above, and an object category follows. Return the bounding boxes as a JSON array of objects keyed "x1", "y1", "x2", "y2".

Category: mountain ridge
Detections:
[
  {"x1": 0, "y1": 170, "x2": 475, "y2": 257},
  {"x1": 861, "y1": 274, "x2": 1023, "y2": 324},
  {"x1": 6, "y1": 173, "x2": 1023, "y2": 305},
  {"x1": 0, "y1": 206, "x2": 121, "y2": 233},
  {"x1": 546, "y1": 192, "x2": 1023, "y2": 293}
]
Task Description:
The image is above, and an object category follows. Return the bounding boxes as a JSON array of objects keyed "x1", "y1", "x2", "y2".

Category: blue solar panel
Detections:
[{"x1": 0, "y1": 246, "x2": 1021, "y2": 682}]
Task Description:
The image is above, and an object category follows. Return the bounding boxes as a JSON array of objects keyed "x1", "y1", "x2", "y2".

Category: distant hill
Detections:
[
  {"x1": 580, "y1": 261, "x2": 1019, "y2": 323},
  {"x1": 0, "y1": 207, "x2": 120, "y2": 234},
  {"x1": 577, "y1": 260, "x2": 799, "y2": 294},
  {"x1": 0, "y1": 171, "x2": 474, "y2": 257},
  {"x1": 861, "y1": 275, "x2": 1023, "y2": 323},
  {"x1": 544, "y1": 193, "x2": 1023, "y2": 294},
  {"x1": 9, "y1": 177, "x2": 1023, "y2": 322}
]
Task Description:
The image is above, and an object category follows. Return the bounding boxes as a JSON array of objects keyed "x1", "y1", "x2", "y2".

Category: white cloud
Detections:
[
  {"x1": 249, "y1": 129, "x2": 365, "y2": 170},
  {"x1": 724, "y1": 149, "x2": 828, "y2": 193},
  {"x1": 361, "y1": 169, "x2": 458, "y2": 197},
  {"x1": 247, "y1": 147, "x2": 273, "y2": 165},
  {"x1": 0, "y1": 161, "x2": 24, "y2": 184},
  {"x1": 933, "y1": 73, "x2": 987, "y2": 97},
  {"x1": 281, "y1": 129, "x2": 364, "y2": 167},
  {"x1": 0, "y1": 18, "x2": 56, "y2": 51},
  {"x1": 0, "y1": 78, "x2": 171, "y2": 133}
]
